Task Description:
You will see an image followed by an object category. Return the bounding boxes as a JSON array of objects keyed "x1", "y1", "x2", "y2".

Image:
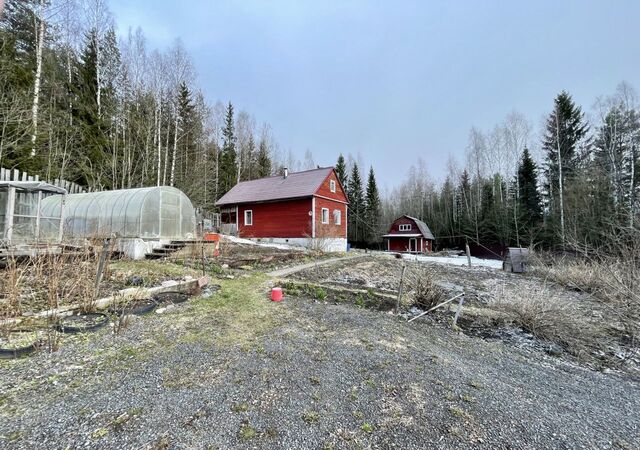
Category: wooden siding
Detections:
[
  {"x1": 314, "y1": 197, "x2": 347, "y2": 239},
  {"x1": 388, "y1": 216, "x2": 421, "y2": 235},
  {"x1": 238, "y1": 199, "x2": 312, "y2": 238},
  {"x1": 387, "y1": 237, "x2": 431, "y2": 253},
  {"x1": 315, "y1": 170, "x2": 348, "y2": 203}
]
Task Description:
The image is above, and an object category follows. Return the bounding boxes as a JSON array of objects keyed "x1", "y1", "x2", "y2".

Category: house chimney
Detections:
[{"x1": 283, "y1": 167, "x2": 289, "y2": 179}]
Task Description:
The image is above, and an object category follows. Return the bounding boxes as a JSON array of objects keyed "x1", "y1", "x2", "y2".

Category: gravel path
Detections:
[
  {"x1": 268, "y1": 253, "x2": 368, "y2": 278},
  {"x1": 1, "y1": 287, "x2": 638, "y2": 449}
]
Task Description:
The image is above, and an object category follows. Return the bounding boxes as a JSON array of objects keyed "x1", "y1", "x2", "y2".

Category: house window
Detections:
[
  {"x1": 399, "y1": 224, "x2": 412, "y2": 231},
  {"x1": 321, "y1": 208, "x2": 329, "y2": 224},
  {"x1": 244, "y1": 210, "x2": 253, "y2": 226},
  {"x1": 333, "y1": 209, "x2": 341, "y2": 225},
  {"x1": 329, "y1": 180, "x2": 336, "y2": 193}
]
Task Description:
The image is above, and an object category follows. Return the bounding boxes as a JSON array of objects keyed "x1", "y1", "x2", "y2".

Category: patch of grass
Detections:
[
  {"x1": 449, "y1": 406, "x2": 472, "y2": 420},
  {"x1": 91, "y1": 428, "x2": 109, "y2": 439},
  {"x1": 352, "y1": 410, "x2": 364, "y2": 419},
  {"x1": 364, "y1": 377, "x2": 376, "y2": 388},
  {"x1": 309, "y1": 376, "x2": 321, "y2": 385},
  {"x1": 7, "y1": 431, "x2": 23, "y2": 442},
  {"x1": 238, "y1": 422, "x2": 258, "y2": 440},
  {"x1": 349, "y1": 387, "x2": 358, "y2": 401},
  {"x1": 355, "y1": 293, "x2": 366, "y2": 307},
  {"x1": 361, "y1": 423, "x2": 374, "y2": 433},
  {"x1": 313, "y1": 287, "x2": 327, "y2": 300},
  {"x1": 461, "y1": 394, "x2": 476, "y2": 403},
  {"x1": 302, "y1": 410, "x2": 320, "y2": 424},
  {"x1": 231, "y1": 402, "x2": 249, "y2": 413},
  {"x1": 468, "y1": 379, "x2": 483, "y2": 390}
]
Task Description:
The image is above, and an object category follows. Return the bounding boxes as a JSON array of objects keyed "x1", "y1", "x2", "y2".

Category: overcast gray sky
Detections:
[{"x1": 110, "y1": 0, "x2": 640, "y2": 191}]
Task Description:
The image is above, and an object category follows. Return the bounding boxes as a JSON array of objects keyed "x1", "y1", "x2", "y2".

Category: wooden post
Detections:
[
  {"x1": 201, "y1": 239, "x2": 206, "y2": 277},
  {"x1": 5, "y1": 186, "x2": 16, "y2": 243},
  {"x1": 396, "y1": 263, "x2": 407, "y2": 313},
  {"x1": 94, "y1": 238, "x2": 111, "y2": 293},
  {"x1": 465, "y1": 242, "x2": 472, "y2": 267},
  {"x1": 35, "y1": 191, "x2": 42, "y2": 242},
  {"x1": 452, "y1": 294, "x2": 465, "y2": 328}
]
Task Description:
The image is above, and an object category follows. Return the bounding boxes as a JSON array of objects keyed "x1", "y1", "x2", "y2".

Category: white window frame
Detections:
[
  {"x1": 244, "y1": 209, "x2": 253, "y2": 226},
  {"x1": 329, "y1": 180, "x2": 336, "y2": 193},
  {"x1": 399, "y1": 224, "x2": 412, "y2": 231},
  {"x1": 333, "y1": 209, "x2": 341, "y2": 225},
  {"x1": 321, "y1": 208, "x2": 329, "y2": 224}
]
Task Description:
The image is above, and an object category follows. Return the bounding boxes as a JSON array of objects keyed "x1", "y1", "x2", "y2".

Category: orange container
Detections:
[
  {"x1": 204, "y1": 232, "x2": 220, "y2": 242},
  {"x1": 271, "y1": 287, "x2": 283, "y2": 302}
]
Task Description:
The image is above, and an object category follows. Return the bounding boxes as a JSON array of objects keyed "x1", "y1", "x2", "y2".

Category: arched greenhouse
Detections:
[{"x1": 40, "y1": 186, "x2": 196, "y2": 258}]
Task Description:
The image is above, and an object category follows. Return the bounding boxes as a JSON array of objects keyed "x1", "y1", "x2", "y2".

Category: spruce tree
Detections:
[
  {"x1": 218, "y1": 102, "x2": 236, "y2": 196},
  {"x1": 347, "y1": 163, "x2": 364, "y2": 243},
  {"x1": 256, "y1": 136, "x2": 272, "y2": 178},
  {"x1": 542, "y1": 90, "x2": 589, "y2": 244},
  {"x1": 365, "y1": 166, "x2": 381, "y2": 243},
  {"x1": 335, "y1": 153, "x2": 348, "y2": 187},
  {"x1": 517, "y1": 148, "x2": 542, "y2": 227},
  {"x1": 73, "y1": 28, "x2": 110, "y2": 186}
]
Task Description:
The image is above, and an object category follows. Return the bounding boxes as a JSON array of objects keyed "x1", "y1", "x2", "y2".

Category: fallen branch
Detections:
[{"x1": 407, "y1": 293, "x2": 464, "y2": 323}]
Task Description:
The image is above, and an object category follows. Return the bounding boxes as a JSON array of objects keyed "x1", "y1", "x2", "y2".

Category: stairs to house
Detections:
[{"x1": 145, "y1": 240, "x2": 218, "y2": 259}]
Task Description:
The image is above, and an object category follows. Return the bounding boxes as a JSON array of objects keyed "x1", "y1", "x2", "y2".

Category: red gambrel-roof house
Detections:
[
  {"x1": 215, "y1": 167, "x2": 349, "y2": 252},
  {"x1": 383, "y1": 215, "x2": 435, "y2": 253}
]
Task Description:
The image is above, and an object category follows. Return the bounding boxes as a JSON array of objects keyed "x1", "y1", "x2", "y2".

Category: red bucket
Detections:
[{"x1": 271, "y1": 287, "x2": 283, "y2": 302}]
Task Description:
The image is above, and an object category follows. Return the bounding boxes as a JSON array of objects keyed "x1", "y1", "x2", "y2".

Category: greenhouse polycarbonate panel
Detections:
[{"x1": 40, "y1": 186, "x2": 196, "y2": 240}]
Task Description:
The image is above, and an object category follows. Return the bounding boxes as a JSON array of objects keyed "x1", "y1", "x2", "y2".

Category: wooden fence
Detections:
[{"x1": 0, "y1": 167, "x2": 93, "y2": 194}]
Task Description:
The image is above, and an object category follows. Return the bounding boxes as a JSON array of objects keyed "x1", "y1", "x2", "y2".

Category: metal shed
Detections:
[
  {"x1": 503, "y1": 247, "x2": 530, "y2": 273},
  {"x1": 0, "y1": 181, "x2": 66, "y2": 247}
]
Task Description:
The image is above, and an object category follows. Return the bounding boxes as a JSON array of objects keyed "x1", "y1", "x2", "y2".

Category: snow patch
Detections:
[
  {"x1": 402, "y1": 254, "x2": 503, "y2": 269},
  {"x1": 220, "y1": 234, "x2": 306, "y2": 251}
]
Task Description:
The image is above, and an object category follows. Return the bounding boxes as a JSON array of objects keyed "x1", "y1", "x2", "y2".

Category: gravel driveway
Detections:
[{"x1": 1, "y1": 279, "x2": 638, "y2": 449}]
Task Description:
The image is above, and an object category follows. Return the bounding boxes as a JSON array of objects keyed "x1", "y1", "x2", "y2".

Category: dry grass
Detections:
[
  {"x1": 490, "y1": 285, "x2": 609, "y2": 359},
  {"x1": 411, "y1": 267, "x2": 444, "y2": 309},
  {"x1": 531, "y1": 250, "x2": 639, "y2": 356}
]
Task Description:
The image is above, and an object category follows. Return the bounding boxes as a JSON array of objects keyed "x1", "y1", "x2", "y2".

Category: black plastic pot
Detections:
[
  {"x1": 108, "y1": 298, "x2": 157, "y2": 316},
  {"x1": 152, "y1": 291, "x2": 190, "y2": 306},
  {"x1": 55, "y1": 312, "x2": 109, "y2": 334},
  {"x1": 0, "y1": 332, "x2": 41, "y2": 359}
]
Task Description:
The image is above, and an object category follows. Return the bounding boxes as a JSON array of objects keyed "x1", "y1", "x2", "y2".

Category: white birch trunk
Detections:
[
  {"x1": 170, "y1": 114, "x2": 178, "y2": 187},
  {"x1": 30, "y1": 1, "x2": 46, "y2": 157}
]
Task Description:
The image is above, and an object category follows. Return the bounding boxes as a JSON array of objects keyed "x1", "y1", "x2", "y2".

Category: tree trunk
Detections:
[
  {"x1": 556, "y1": 114, "x2": 566, "y2": 247},
  {"x1": 170, "y1": 113, "x2": 178, "y2": 187},
  {"x1": 30, "y1": 2, "x2": 46, "y2": 157}
]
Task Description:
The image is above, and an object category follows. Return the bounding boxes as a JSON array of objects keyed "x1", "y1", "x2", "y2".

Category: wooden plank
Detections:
[
  {"x1": 13, "y1": 169, "x2": 19, "y2": 181},
  {"x1": 0, "y1": 168, "x2": 5, "y2": 181},
  {"x1": 21, "y1": 171, "x2": 27, "y2": 181}
]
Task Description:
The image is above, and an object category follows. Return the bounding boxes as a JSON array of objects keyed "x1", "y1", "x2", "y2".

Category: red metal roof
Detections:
[{"x1": 215, "y1": 167, "x2": 336, "y2": 206}]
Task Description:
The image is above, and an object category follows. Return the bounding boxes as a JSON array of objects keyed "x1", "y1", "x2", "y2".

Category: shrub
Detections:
[{"x1": 412, "y1": 268, "x2": 443, "y2": 310}]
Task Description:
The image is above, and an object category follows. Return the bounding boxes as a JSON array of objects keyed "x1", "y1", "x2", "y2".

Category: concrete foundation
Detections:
[{"x1": 251, "y1": 237, "x2": 348, "y2": 253}]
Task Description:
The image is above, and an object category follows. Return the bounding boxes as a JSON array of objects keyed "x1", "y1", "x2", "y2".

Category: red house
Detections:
[
  {"x1": 383, "y1": 215, "x2": 435, "y2": 253},
  {"x1": 215, "y1": 167, "x2": 349, "y2": 252}
]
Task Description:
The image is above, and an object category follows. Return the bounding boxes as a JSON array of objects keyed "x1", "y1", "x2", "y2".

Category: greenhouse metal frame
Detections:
[
  {"x1": 0, "y1": 181, "x2": 66, "y2": 247},
  {"x1": 40, "y1": 186, "x2": 196, "y2": 241}
]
